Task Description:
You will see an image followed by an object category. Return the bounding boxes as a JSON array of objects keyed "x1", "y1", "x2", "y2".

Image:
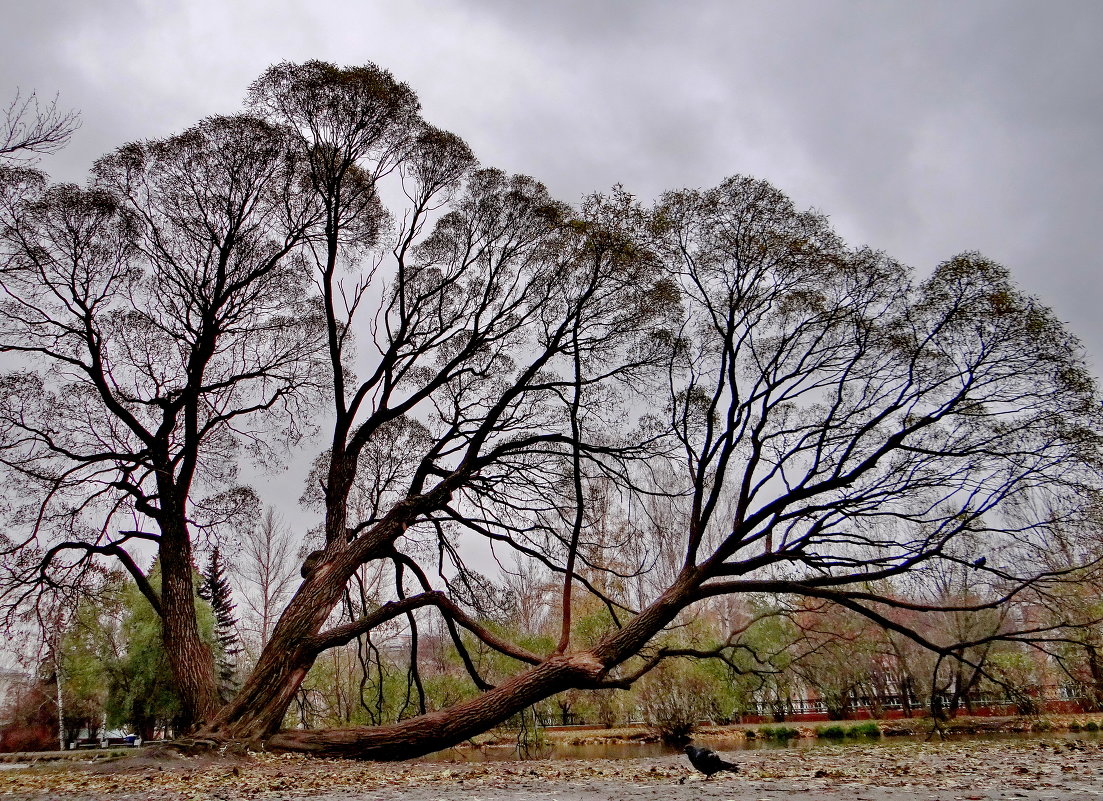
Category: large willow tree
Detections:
[{"x1": 1, "y1": 61, "x2": 1100, "y2": 757}]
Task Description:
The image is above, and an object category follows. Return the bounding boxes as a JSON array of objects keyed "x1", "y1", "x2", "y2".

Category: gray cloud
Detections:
[
  {"x1": 4, "y1": 0, "x2": 1101, "y2": 358},
  {"x1": 456, "y1": 0, "x2": 1103, "y2": 360}
]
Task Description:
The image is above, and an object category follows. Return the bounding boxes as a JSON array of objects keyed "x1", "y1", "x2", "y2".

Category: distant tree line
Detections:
[{"x1": 5, "y1": 511, "x2": 1103, "y2": 750}]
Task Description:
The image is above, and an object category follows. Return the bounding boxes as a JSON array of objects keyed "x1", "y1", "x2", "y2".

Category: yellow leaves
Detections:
[{"x1": 986, "y1": 288, "x2": 1016, "y2": 316}]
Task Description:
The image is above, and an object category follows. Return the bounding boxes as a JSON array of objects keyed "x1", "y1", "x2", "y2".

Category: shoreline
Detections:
[
  {"x1": 4, "y1": 712, "x2": 1100, "y2": 765},
  {"x1": 469, "y1": 712, "x2": 1103, "y2": 749}
]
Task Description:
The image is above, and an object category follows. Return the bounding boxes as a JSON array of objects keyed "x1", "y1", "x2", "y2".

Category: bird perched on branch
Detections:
[{"x1": 684, "y1": 744, "x2": 738, "y2": 778}]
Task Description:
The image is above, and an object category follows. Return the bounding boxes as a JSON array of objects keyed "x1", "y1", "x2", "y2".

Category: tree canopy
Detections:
[{"x1": 1, "y1": 60, "x2": 1101, "y2": 758}]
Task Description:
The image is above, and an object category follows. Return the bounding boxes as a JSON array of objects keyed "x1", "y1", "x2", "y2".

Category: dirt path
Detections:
[{"x1": 2, "y1": 738, "x2": 1102, "y2": 800}]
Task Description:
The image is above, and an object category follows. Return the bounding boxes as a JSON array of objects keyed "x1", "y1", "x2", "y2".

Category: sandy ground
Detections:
[{"x1": 2, "y1": 738, "x2": 1103, "y2": 800}]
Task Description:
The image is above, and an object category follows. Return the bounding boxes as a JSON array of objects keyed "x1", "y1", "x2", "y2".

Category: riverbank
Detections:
[
  {"x1": 4, "y1": 712, "x2": 1095, "y2": 766},
  {"x1": 471, "y1": 712, "x2": 1103, "y2": 750},
  {"x1": 2, "y1": 735, "x2": 1103, "y2": 800},
  {"x1": 3, "y1": 713, "x2": 1090, "y2": 766}
]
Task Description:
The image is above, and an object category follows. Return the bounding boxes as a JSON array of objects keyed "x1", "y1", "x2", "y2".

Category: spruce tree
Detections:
[{"x1": 201, "y1": 547, "x2": 241, "y2": 703}]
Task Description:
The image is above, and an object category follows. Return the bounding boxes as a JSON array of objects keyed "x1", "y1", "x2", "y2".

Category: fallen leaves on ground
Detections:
[{"x1": 1, "y1": 738, "x2": 1102, "y2": 800}]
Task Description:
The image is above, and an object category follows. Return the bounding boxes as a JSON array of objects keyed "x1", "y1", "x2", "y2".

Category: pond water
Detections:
[{"x1": 422, "y1": 729, "x2": 1103, "y2": 762}]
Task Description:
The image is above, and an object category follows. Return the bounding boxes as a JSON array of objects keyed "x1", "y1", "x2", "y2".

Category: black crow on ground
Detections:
[{"x1": 684, "y1": 744, "x2": 738, "y2": 778}]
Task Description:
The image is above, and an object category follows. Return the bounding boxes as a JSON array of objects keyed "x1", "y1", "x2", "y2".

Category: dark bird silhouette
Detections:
[
  {"x1": 973, "y1": 556, "x2": 986, "y2": 569},
  {"x1": 684, "y1": 745, "x2": 738, "y2": 778}
]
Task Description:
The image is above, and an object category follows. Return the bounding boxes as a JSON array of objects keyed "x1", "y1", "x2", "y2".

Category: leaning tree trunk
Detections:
[
  {"x1": 232, "y1": 569, "x2": 703, "y2": 758},
  {"x1": 204, "y1": 569, "x2": 346, "y2": 738},
  {"x1": 266, "y1": 651, "x2": 608, "y2": 759},
  {"x1": 204, "y1": 511, "x2": 416, "y2": 740}
]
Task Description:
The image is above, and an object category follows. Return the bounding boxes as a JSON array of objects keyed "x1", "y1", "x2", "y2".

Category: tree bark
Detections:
[
  {"x1": 265, "y1": 652, "x2": 606, "y2": 759},
  {"x1": 158, "y1": 515, "x2": 220, "y2": 728},
  {"x1": 1085, "y1": 644, "x2": 1103, "y2": 712},
  {"x1": 205, "y1": 512, "x2": 413, "y2": 738}
]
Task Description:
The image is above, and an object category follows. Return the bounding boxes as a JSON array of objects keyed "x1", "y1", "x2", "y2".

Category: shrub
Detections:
[
  {"x1": 757, "y1": 725, "x2": 799, "y2": 740},
  {"x1": 638, "y1": 663, "x2": 711, "y2": 744},
  {"x1": 0, "y1": 679, "x2": 58, "y2": 753},
  {"x1": 846, "y1": 722, "x2": 881, "y2": 738},
  {"x1": 1087, "y1": 721, "x2": 1099, "y2": 732},
  {"x1": 817, "y1": 725, "x2": 846, "y2": 739}
]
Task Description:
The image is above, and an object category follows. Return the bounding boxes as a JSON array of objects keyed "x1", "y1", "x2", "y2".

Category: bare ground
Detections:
[{"x1": 2, "y1": 738, "x2": 1102, "y2": 800}]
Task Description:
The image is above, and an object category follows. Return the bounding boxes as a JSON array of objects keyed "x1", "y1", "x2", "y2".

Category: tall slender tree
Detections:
[
  {"x1": 200, "y1": 547, "x2": 240, "y2": 703},
  {"x1": 232, "y1": 507, "x2": 299, "y2": 650},
  {"x1": 0, "y1": 112, "x2": 328, "y2": 726}
]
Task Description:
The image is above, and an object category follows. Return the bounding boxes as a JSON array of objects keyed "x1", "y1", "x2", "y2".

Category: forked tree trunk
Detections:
[{"x1": 205, "y1": 571, "x2": 343, "y2": 737}]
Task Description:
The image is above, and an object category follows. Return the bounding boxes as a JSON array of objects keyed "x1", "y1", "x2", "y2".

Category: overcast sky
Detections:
[
  {"x1": 4, "y1": 2, "x2": 1102, "y2": 493},
  {"x1": 6, "y1": 0, "x2": 1100, "y2": 357},
  {"x1": 0, "y1": 0, "x2": 1099, "y2": 602}
]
